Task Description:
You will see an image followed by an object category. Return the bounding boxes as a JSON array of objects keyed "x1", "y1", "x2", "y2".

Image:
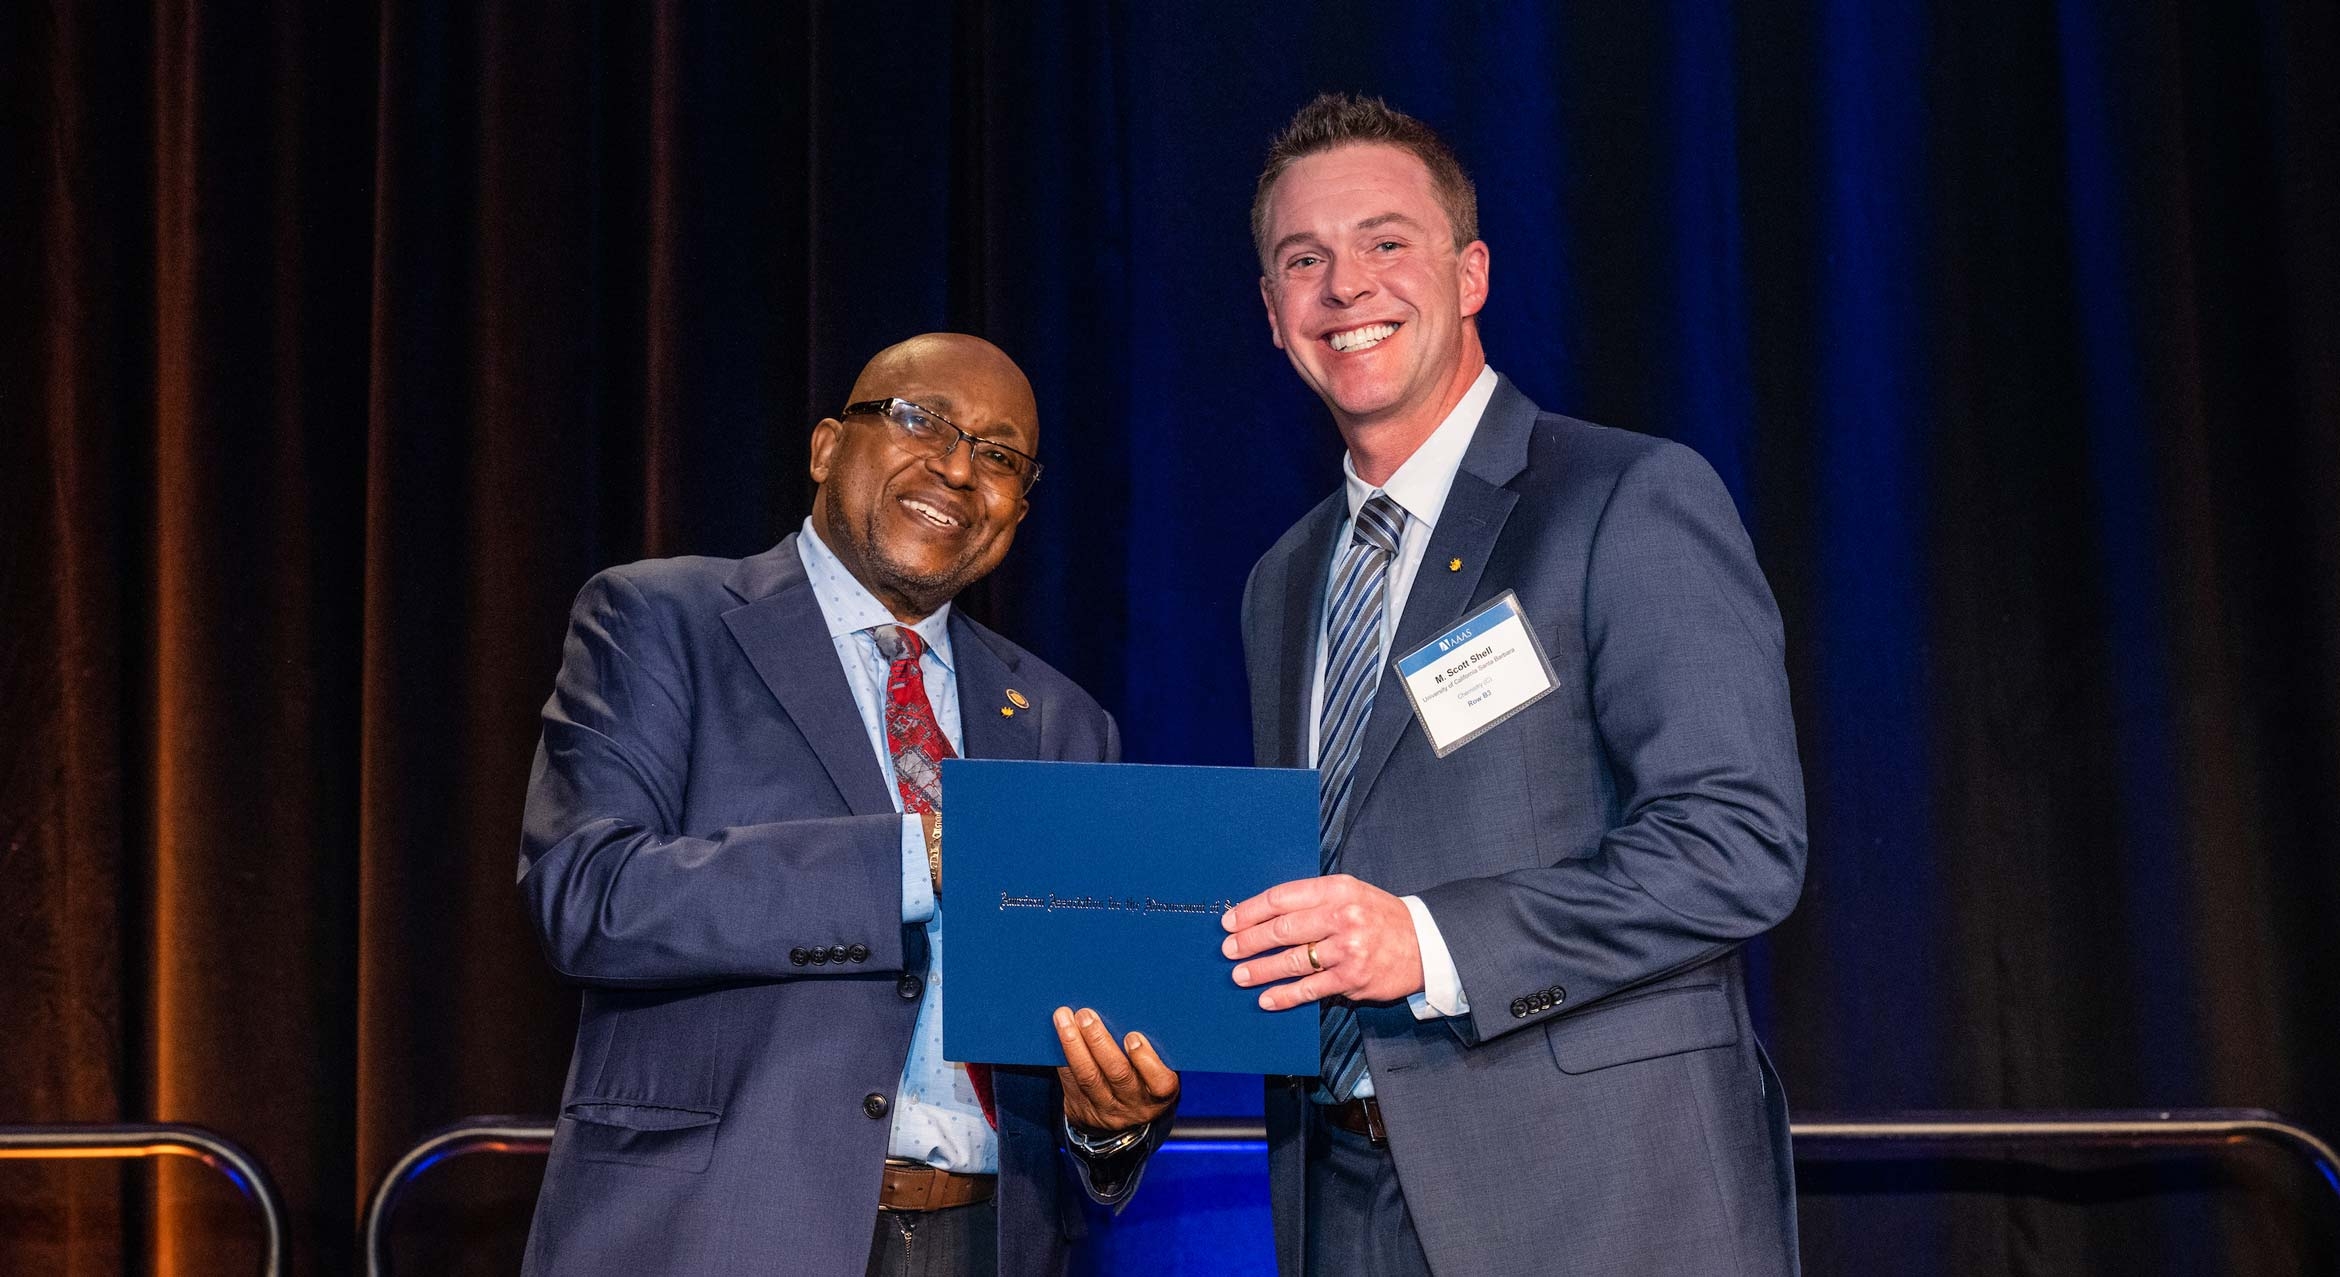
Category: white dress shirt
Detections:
[
  {"x1": 795, "y1": 519, "x2": 995, "y2": 1174},
  {"x1": 1305, "y1": 364, "x2": 1498, "y2": 1097}
]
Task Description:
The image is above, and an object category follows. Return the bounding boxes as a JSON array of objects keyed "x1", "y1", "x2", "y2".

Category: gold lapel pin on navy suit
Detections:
[{"x1": 1001, "y1": 688, "x2": 1030, "y2": 717}]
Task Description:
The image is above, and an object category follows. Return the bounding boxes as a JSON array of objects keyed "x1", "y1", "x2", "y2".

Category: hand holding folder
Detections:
[
  {"x1": 1221, "y1": 873, "x2": 1428, "y2": 1009},
  {"x1": 1050, "y1": 1005, "x2": 1179, "y2": 1135}
]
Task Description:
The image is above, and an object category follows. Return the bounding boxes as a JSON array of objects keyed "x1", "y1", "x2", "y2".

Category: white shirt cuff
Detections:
[
  {"x1": 1403, "y1": 894, "x2": 1469, "y2": 1019},
  {"x1": 901, "y1": 816, "x2": 936, "y2": 924}
]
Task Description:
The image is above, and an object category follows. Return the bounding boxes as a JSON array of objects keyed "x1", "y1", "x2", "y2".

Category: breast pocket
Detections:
[
  {"x1": 560, "y1": 1099, "x2": 722, "y2": 1173},
  {"x1": 1545, "y1": 983, "x2": 1739, "y2": 1074}
]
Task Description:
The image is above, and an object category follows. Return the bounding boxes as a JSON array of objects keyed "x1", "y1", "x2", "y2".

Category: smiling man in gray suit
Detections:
[
  {"x1": 518, "y1": 334, "x2": 1177, "y2": 1276},
  {"x1": 1222, "y1": 94, "x2": 1806, "y2": 1276}
]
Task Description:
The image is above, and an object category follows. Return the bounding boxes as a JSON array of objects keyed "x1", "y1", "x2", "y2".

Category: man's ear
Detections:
[
  {"x1": 1260, "y1": 276, "x2": 1287, "y2": 351},
  {"x1": 1456, "y1": 240, "x2": 1491, "y2": 320},
  {"x1": 808, "y1": 417, "x2": 843, "y2": 483}
]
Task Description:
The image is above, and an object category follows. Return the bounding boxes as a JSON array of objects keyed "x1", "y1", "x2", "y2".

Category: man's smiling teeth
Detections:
[
  {"x1": 1328, "y1": 323, "x2": 1398, "y2": 353},
  {"x1": 901, "y1": 498, "x2": 963, "y2": 529}
]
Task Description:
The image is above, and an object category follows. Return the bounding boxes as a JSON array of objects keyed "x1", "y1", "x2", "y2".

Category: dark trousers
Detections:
[
  {"x1": 1305, "y1": 1108, "x2": 1434, "y2": 1277},
  {"x1": 864, "y1": 1201, "x2": 996, "y2": 1277}
]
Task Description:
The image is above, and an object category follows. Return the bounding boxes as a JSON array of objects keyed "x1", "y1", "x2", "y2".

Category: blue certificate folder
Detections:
[{"x1": 940, "y1": 759, "x2": 1320, "y2": 1077}]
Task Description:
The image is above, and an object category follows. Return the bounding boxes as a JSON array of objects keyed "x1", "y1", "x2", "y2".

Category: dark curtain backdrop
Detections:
[{"x1": 4, "y1": 1, "x2": 2336, "y2": 1273}]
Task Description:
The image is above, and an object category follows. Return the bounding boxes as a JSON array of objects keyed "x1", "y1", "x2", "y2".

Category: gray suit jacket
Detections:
[
  {"x1": 517, "y1": 534, "x2": 1138, "y2": 1276},
  {"x1": 1242, "y1": 378, "x2": 1806, "y2": 1276}
]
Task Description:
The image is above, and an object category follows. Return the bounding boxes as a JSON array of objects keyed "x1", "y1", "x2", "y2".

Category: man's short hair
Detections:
[{"x1": 1251, "y1": 92, "x2": 1480, "y2": 269}]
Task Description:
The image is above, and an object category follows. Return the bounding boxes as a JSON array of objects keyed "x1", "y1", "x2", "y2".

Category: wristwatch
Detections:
[{"x1": 1063, "y1": 1118, "x2": 1149, "y2": 1160}]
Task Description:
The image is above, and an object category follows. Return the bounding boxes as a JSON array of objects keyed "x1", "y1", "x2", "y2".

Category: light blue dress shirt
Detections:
[{"x1": 795, "y1": 519, "x2": 996, "y2": 1174}]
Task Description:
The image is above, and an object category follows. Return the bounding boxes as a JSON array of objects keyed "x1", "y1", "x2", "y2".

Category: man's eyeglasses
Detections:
[{"x1": 840, "y1": 398, "x2": 1043, "y2": 493}]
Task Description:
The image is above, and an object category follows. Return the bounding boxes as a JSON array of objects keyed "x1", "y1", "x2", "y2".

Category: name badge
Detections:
[{"x1": 1393, "y1": 591, "x2": 1557, "y2": 758}]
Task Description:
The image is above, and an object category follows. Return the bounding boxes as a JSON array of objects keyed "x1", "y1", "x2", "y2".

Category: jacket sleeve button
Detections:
[
  {"x1": 848, "y1": 944, "x2": 870, "y2": 963},
  {"x1": 1551, "y1": 986, "x2": 1566, "y2": 1004},
  {"x1": 898, "y1": 973, "x2": 925, "y2": 1000},
  {"x1": 828, "y1": 945, "x2": 851, "y2": 963},
  {"x1": 810, "y1": 948, "x2": 829, "y2": 965},
  {"x1": 1509, "y1": 998, "x2": 1529, "y2": 1019},
  {"x1": 863, "y1": 1092, "x2": 890, "y2": 1119},
  {"x1": 789, "y1": 948, "x2": 808, "y2": 966}
]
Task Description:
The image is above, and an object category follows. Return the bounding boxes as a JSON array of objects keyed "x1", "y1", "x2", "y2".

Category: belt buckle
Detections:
[{"x1": 1360, "y1": 1097, "x2": 1387, "y2": 1148}]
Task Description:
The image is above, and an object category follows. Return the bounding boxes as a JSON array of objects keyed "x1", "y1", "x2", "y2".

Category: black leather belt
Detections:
[{"x1": 1319, "y1": 1096, "x2": 1388, "y2": 1147}]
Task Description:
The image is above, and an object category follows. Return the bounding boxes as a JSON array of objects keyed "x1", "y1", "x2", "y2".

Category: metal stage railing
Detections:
[
  {"x1": 0, "y1": 1122, "x2": 286, "y2": 1277},
  {"x1": 361, "y1": 1107, "x2": 2340, "y2": 1275},
  {"x1": 1791, "y1": 1108, "x2": 2340, "y2": 1187}
]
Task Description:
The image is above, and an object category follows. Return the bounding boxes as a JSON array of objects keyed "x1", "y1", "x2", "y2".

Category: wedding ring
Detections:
[{"x1": 1306, "y1": 942, "x2": 1323, "y2": 972}]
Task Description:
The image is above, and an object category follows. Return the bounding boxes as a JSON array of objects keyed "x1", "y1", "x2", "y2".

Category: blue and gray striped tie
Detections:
[{"x1": 1316, "y1": 493, "x2": 1404, "y2": 1102}]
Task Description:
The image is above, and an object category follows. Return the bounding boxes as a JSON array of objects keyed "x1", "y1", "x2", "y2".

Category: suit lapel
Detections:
[
  {"x1": 950, "y1": 614, "x2": 1042, "y2": 762},
  {"x1": 1268, "y1": 498, "x2": 1344, "y2": 770},
  {"x1": 1333, "y1": 377, "x2": 1538, "y2": 849},
  {"x1": 720, "y1": 536, "x2": 897, "y2": 817}
]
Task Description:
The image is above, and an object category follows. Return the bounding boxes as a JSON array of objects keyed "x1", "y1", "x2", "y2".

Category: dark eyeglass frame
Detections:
[{"x1": 840, "y1": 397, "x2": 1044, "y2": 493}]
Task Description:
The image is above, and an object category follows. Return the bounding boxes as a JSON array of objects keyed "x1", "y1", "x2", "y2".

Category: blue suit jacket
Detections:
[
  {"x1": 1242, "y1": 379, "x2": 1806, "y2": 1276},
  {"x1": 518, "y1": 535, "x2": 1120, "y2": 1276}
]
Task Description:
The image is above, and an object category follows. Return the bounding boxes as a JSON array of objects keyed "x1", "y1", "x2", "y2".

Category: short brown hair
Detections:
[{"x1": 1251, "y1": 93, "x2": 1480, "y2": 268}]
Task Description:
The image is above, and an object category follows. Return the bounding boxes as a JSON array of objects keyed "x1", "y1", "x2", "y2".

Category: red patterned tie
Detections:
[{"x1": 873, "y1": 624, "x2": 996, "y2": 1129}]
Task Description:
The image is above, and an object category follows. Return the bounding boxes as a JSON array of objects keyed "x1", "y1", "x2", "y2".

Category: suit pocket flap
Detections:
[
  {"x1": 564, "y1": 1100, "x2": 720, "y2": 1132},
  {"x1": 561, "y1": 1100, "x2": 721, "y2": 1173},
  {"x1": 1546, "y1": 983, "x2": 1738, "y2": 1075}
]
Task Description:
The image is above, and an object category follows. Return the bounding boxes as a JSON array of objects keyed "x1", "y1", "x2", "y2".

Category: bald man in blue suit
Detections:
[
  {"x1": 1224, "y1": 96, "x2": 1805, "y2": 1276},
  {"x1": 518, "y1": 335, "x2": 1177, "y2": 1276}
]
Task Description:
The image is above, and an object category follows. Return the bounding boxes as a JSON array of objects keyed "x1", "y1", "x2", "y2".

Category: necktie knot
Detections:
[
  {"x1": 871, "y1": 623, "x2": 923, "y2": 664},
  {"x1": 1352, "y1": 493, "x2": 1404, "y2": 556}
]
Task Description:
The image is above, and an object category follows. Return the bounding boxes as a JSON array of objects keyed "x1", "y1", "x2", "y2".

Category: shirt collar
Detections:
[
  {"x1": 794, "y1": 518, "x2": 957, "y2": 670},
  {"x1": 1342, "y1": 364, "x2": 1499, "y2": 529}
]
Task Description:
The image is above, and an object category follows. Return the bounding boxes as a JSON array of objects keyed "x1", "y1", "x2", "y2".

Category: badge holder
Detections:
[{"x1": 1392, "y1": 590, "x2": 1560, "y2": 758}]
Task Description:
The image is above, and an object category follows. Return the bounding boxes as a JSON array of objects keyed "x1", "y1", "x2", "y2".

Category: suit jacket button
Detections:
[
  {"x1": 1550, "y1": 986, "x2": 1566, "y2": 1005},
  {"x1": 828, "y1": 945, "x2": 851, "y2": 963},
  {"x1": 848, "y1": 944, "x2": 870, "y2": 963},
  {"x1": 863, "y1": 1092, "x2": 890, "y2": 1119},
  {"x1": 789, "y1": 948, "x2": 809, "y2": 966},
  {"x1": 898, "y1": 973, "x2": 924, "y2": 1000},
  {"x1": 1510, "y1": 998, "x2": 1529, "y2": 1019},
  {"x1": 811, "y1": 948, "x2": 829, "y2": 965}
]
